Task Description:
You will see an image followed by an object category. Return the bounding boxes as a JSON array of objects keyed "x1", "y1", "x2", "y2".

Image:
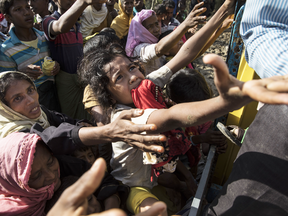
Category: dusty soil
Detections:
[{"x1": 193, "y1": 28, "x2": 231, "y2": 96}]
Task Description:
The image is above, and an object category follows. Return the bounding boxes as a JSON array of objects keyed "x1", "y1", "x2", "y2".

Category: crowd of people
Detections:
[{"x1": 0, "y1": 0, "x2": 288, "y2": 215}]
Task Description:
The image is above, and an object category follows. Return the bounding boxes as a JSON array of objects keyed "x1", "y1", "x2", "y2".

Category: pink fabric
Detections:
[
  {"x1": 0, "y1": 132, "x2": 55, "y2": 216},
  {"x1": 125, "y1": 10, "x2": 159, "y2": 57}
]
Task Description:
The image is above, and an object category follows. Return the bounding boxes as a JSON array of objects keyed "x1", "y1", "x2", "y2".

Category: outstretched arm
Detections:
[
  {"x1": 147, "y1": 54, "x2": 288, "y2": 133},
  {"x1": 155, "y1": 2, "x2": 207, "y2": 57},
  {"x1": 79, "y1": 109, "x2": 166, "y2": 153},
  {"x1": 166, "y1": 0, "x2": 236, "y2": 73},
  {"x1": 49, "y1": 0, "x2": 106, "y2": 36}
]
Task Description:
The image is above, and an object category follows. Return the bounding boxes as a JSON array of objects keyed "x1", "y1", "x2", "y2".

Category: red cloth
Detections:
[
  {"x1": 131, "y1": 79, "x2": 191, "y2": 157},
  {"x1": 0, "y1": 14, "x2": 4, "y2": 22}
]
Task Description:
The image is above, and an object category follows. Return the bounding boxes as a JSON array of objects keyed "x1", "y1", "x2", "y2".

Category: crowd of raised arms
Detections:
[{"x1": 0, "y1": 0, "x2": 288, "y2": 215}]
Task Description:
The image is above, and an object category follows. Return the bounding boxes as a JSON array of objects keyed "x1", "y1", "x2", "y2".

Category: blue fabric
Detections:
[
  {"x1": 240, "y1": 0, "x2": 288, "y2": 78},
  {"x1": 0, "y1": 27, "x2": 53, "y2": 87}
]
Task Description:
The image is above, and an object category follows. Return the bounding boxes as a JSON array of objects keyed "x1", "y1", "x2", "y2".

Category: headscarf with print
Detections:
[
  {"x1": 0, "y1": 71, "x2": 50, "y2": 138},
  {"x1": 0, "y1": 132, "x2": 56, "y2": 216},
  {"x1": 110, "y1": 0, "x2": 134, "y2": 39},
  {"x1": 125, "y1": 9, "x2": 158, "y2": 56}
]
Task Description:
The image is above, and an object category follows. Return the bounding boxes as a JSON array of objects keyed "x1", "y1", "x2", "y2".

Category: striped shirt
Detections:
[
  {"x1": 240, "y1": 0, "x2": 288, "y2": 78},
  {"x1": 0, "y1": 27, "x2": 54, "y2": 87}
]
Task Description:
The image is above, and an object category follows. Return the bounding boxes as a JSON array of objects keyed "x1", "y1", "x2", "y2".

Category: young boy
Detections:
[
  {"x1": 0, "y1": 0, "x2": 60, "y2": 111},
  {"x1": 42, "y1": 0, "x2": 104, "y2": 119},
  {"x1": 161, "y1": 0, "x2": 180, "y2": 33}
]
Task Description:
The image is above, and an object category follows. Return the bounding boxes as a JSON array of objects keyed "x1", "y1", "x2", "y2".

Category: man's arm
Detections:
[
  {"x1": 155, "y1": 2, "x2": 206, "y2": 57},
  {"x1": 48, "y1": 0, "x2": 106, "y2": 36},
  {"x1": 147, "y1": 54, "x2": 288, "y2": 134}
]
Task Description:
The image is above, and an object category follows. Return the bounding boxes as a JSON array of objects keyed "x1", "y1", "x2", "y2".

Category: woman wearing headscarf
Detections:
[
  {"x1": 125, "y1": 5, "x2": 206, "y2": 74},
  {"x1": 0, "y1": 71, "x2": 166, "y2": 153},
  {"x1": 110, "y1": 0, "x2": 134, "y2": 40},
  {"x1": 0, "y1": 132, "x2": 129, "y2": 215}
]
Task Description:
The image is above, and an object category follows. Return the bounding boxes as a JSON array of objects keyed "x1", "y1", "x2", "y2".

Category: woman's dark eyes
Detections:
[
  {"x1": 28, "y1": 87, "x2": 35, "y2": 94},
  {"x1": 13, "y1": 96, "x2": 22, "y2": 102}
]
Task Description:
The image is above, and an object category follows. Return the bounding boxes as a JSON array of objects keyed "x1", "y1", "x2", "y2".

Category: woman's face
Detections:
[
  {"x1": 142, "y1": 14, "x2": 161, "y2": 39},
  {"x1": 122, "y1": 0, "x2": 134, "y2": 15},
  {"x1": 105, "y1": 55, "x2": 145, "y2": 105},
  {"x1": 28, "y1": 142, "x2": 61, "y2": 192},
  {"x1": 4, "y1": 79, "x2": 41, "y2": 119}
]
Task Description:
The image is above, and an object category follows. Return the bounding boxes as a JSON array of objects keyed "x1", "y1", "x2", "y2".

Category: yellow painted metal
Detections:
[{"x1": 212, "y1": 50, "x2": 260, "y2": 185}]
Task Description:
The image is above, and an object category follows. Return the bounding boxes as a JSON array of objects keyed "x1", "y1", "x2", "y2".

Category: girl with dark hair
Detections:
[{"x1": 78, "y1": 0, "x2": 288, "y2": 214}]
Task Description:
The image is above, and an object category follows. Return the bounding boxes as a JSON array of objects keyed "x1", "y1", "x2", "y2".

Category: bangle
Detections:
[{"x1": 190, "y1": 135, "x2": 198, "y2": 146}]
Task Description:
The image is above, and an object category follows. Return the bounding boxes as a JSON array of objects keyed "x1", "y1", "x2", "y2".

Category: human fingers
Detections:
[
  {"x1": 203, "y1": 54, "x2": 243, "y2": 95},
  {"x1": 47, "y1": 158, "x2": 106, "y2": 216},
  {"x1": 243, "y1": 77, "x2": 288, "y2": 104},
  {"x1": 136, "y1": 202, "x2": 167, "y2": 216},
  {"x1": 125, "y1": 133, "x2": 165, "y2": 153},
  {"x1": 191, "y1": 2, "x2": 205, "y2": 12}
]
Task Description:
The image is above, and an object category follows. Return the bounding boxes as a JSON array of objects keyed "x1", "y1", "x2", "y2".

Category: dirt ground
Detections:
[{"x1": 193, "y1": 27, "x2": 232, "y2": 96}]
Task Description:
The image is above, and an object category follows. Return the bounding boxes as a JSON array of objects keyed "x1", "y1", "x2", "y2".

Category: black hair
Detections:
[
  {"x1": 164, "y1": 0, "x2": 175, "y2": 9},
  {"x1": 100, "y1": 27, "x2": 116, "y2": 34},
  {"x1": 78, "y1": 44, "x2": 145, "y2": 110},
  {"x1": 158, "y1": 29, "x2": 173, "y2": 41},
  {"x1": 0, "y1": 0, "x2": 16, "y2": 15},
  {"x1": 0, "y1": 72, "x2": 34, "y2": 105},
  {"x1": 166, "y1": 68, "x2": 213, "y2": 103},
  {"x1": 83, "y1": 31, "x2": 122, "y2": 55},
  {"x1": 154, "y1": 4, "x2": 166, "y2": 15}
]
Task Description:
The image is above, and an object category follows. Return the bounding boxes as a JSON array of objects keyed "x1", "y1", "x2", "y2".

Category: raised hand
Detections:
[
  {"x1": 203, "y1": 54, "x2": 288, "y2": 106},
  {"x1": 184, "y1": 2, "x2": 207, "y2": 29}
]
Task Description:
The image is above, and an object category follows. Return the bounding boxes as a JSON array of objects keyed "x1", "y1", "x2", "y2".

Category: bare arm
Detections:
[
  {"x1": 78, "y1": 109, "x2": 166, "y2": 152},
  {"x1": 166, "y1": 0, "x2": 235, "y2": 73},
  {"x1": 50, "y1": 0, "x2": 106, "y2": 36},
  {"x1": 155, "y1": 2, "x2": 207, "y2": 57},
  {"x1": 195, "y1": 15, "x2": 233, "y2": 58},
  {"x1": 147, "y1": 54, "x2": 288, "y2": 133}
]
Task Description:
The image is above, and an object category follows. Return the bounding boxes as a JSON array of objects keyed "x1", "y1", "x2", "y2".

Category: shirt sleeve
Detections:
[
  {"x1": 240, "y1": 0, "x2": 288, "y2": 78},
  {"x1": 146, "y1": 65, "x2": 172, "y2": 88},
  {"x1": 42, "y1": 16, "x2": 57, "y2": 41},
  {"x1": 133, "y1": 43, "x2": 158, "y2": 63}
]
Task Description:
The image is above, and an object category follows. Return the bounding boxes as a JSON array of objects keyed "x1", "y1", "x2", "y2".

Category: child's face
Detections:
[
  {"x1": 5, "y1": 0, "x2": 34, "y2": 29},
  {"x1": 165, "y1": 7, "x2": 174, "y2": 20},
  {"x1": 105, "y1": 55, "x2": 145, "y2": 105},
  {"x1": 29, "y1": 0, "x2": 48, "y2": 16},
  {"x1": 122, "y1": 0, "x2": 134, "y2": 15},
  {"x1": 142, "y1": 14, "x2": 160, "y2": 39},
  {"x1": 74, "y1": 148, "x2": 96, "y2": 165}
]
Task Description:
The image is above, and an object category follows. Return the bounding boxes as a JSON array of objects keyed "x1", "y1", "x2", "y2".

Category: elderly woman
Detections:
[{"x1": 0, "y1": 132, "x2": 128, "y2": 215}]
